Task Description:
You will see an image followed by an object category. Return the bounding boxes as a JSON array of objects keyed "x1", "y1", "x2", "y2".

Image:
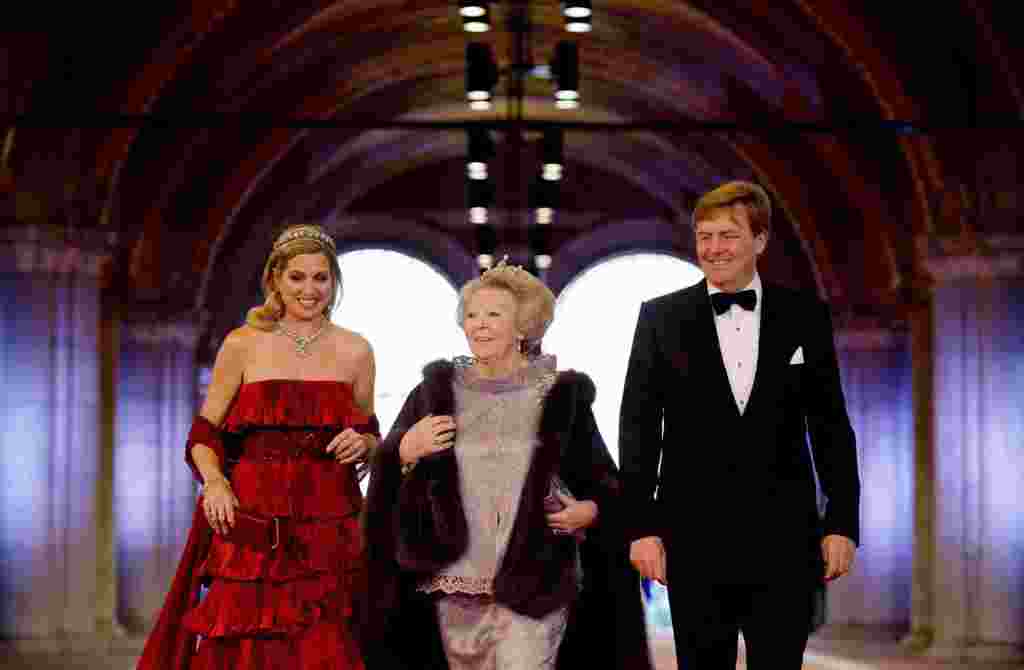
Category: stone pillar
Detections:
[
  {"x1": 827, "y1": 324, "x2": 914, "y2": 628},
  {"x1": 114, "y1": 314, "x2": 200, "y2": 632},
  {"x1": 902, "y1": 298, "x2": 937, "y2": 650},
  {"x1": 0, "y1": 225, "x2": 112, "y2": 648},
  {"x1": 924, "y1": 242, "x2": 1024, "y2": 663}
]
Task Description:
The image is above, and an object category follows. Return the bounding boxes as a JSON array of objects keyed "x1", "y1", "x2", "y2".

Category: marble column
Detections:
[
  {"x1": 0, "y1": 225, "x2": 112, "y2": 649},
  {"x1": 114, "y1": 314, "x2": 200, "y2": 632},
  {"x1": 827, "y1": 325, "x2": 914, "y2": 628},
  {"x1": 924, "y1": 243, "x2": 1024, "y2": 662}
]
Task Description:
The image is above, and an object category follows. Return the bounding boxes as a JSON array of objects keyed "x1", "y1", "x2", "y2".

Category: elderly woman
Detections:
[
  {"x1": 359, "y1": 260, "x2": 650, "y2": 670},
  {"x1": 137, "y1": 224, "x2": 379, "y2": 670}
]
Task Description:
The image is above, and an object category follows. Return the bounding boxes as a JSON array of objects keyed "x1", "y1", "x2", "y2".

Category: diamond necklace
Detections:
[{"x1": 276, "y1": 317, "x2": 327, "y2": 357}]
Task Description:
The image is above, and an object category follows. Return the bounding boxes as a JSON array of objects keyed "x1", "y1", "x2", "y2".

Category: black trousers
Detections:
[{"x1": 665, "y1": 576, "x2": 816, "y2": 670}]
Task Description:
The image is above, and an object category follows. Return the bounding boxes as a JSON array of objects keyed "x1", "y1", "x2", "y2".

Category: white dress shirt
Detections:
[{"x1": 708, "y1": 273, "x2": 761, "y2": 414}]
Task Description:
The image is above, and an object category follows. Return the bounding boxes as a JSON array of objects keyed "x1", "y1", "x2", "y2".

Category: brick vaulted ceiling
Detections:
[{"x1": 4, "y1": 2, "x2": 1021, "y2": 359}]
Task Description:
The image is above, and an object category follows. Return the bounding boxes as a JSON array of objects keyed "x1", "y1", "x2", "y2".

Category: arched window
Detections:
[
  {"x1": 543, "y1": 252, "x2": 704, "y2": 463},
  {"x1": 543, "y1": 252, "x2": 703, "y2": 639},
  {"x1": 330, "y1": 249, "x2": 466, "y2": 436}
]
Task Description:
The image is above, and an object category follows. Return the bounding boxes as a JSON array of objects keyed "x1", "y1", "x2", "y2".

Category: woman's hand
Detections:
[
  {"x1": 546, "y1": 491, "x2": 598, "y2": 536},
  {"x1": 399, "y1": 414, "x2": 456, "y2": 465},
  {"x1": 327, "y1": 428, "x2": 375, "y2": 464},
  {"x1": 202, "y1": 476, "x2": 239, "y2": 535}
]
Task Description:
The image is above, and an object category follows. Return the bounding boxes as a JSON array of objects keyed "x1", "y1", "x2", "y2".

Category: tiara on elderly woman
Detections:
[
  {"x1": 273, "y1": 226, "x2": 337, "y2": 252},
  {"x1": 481, "y1": 254, "x2": 526, "y2": 277}
]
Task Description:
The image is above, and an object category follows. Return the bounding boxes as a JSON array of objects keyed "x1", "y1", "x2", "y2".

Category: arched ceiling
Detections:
[{"x1": 3, "y1": 1, "x2": 1020, "y2": 359}]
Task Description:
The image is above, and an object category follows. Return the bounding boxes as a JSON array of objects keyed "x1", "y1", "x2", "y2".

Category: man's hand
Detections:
[
  {"x1": 822, "y1": 534, "x2": 856, "y2": 581},
  {"x1": 630, "y1": 536, "x2": 667, "y2": 585}
]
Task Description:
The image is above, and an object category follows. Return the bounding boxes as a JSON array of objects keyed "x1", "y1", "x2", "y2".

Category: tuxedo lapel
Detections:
[
  {"x1": 689, "y1": 280, "x2": 741, "y2": 418},
  {"x1": 744, "y1": 283, "x2": 789, "y2": 418}
]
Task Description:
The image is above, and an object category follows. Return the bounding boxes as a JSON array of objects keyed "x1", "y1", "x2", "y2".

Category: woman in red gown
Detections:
[{"x1": 137, "y1": 224, "x2": 380, "y2": 670}]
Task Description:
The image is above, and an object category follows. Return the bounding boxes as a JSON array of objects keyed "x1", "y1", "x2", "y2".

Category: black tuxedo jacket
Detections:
[{"x1": 618, "y1": 278, "x2": 859, "y2": 585}]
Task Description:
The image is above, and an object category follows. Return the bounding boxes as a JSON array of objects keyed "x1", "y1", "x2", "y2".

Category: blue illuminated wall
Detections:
[
  {"x1": 114, "y1": 321, "x2": 198, "y2": 631},
  {"x1": 0, "y1": 242, "x2": 105, "y2": 639},
  {"x1": 830, "y1": 331, "x2": 914, "y2": 627}
]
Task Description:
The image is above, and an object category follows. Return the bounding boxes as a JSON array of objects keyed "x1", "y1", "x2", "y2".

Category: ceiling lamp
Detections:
[
  {"x1": 561, "y1": 1, "x2": 592, "y2": 19},
  {"x1": 466, "y1": 128, "x2": 495, "y2": 180},
  {"x1": 565, "y1": 14, "x2": 591, "y2": 32},
  {"x1": 550, "y1": 41, "x2": 579, "y2": 109},
  {"x1": 530, "y1": 176, "x2": 559, "y2": 225},
  {"x1": 459, "y1": 1, "x2": 491, "y2": 32},
  {"x1": 541, "y1": 128, "x2": 564, "y2": 182},
  {"x1": 529, "y1": 217, "x2": 553, "y2": 272},
  {"x1": 476, "y1": 224, "x2": 497, "y2": 269},
  {"x1": 466, "y1": 43, "x2": 498, "y2": 110},
  {"x1": 466, "y1": 177, "x2": 494, "y2": 224}
]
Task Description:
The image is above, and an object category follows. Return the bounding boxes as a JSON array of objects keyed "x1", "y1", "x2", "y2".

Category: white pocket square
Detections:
[{"x1": 790, "y1": 347, "x2": 804, "y2": 364}]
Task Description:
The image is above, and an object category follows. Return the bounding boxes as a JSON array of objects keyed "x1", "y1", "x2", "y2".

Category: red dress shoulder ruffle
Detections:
[
  {"x1": 222, "y1": 379, "x2": 371, "y2": 433},
  {"x1": 146, "y1": 380, "x2": 369, "y2": 670}
]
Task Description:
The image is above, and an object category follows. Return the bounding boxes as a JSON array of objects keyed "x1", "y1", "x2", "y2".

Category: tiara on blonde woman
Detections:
[{"x1": 273, "y1": 226, "x2": 337, "y2": 253}]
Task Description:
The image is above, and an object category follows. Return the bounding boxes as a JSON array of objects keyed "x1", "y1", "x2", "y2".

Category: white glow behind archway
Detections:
[
  {"x1": 331, "y1": 249, "x2": 467, "y2": 436},
  {"x1": 544, "y1": 252, "x2": 703, "y2": 636},
  {"x1": 543, "y1": 253, "x2": 704, "y2": 464}
]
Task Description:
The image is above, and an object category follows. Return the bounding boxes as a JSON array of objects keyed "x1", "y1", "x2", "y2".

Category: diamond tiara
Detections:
[
  {"x1": 273, "y1": 227, "x2": 337, "y2": 253},
  {"x1": 481, "y1": 254, "x2": 525, "y2": 277}
]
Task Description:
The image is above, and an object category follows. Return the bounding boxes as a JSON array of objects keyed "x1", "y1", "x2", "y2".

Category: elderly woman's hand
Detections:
[
  {"x1": 546, "y1": 491, "x2": 598, "y2": 536},
  {"x1": 399, "y1": 414, "x2": 456, "y2": 465}
]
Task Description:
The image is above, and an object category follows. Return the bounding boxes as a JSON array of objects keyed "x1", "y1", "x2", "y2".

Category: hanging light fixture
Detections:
[
  {"x1": 466, "y1": 177, "x2": 494, "y2": 224},
  {"x1": 541, "y1": 128, "x2": 564, "y2": 182},
  {"x1": 466, "y1": 128, "x2": 495, "y2": 180},
  {"x1": 476, "y1": 224, "x2": 497, "y2": 269},
  {"x1": 530, "y1": 176, "x2": 559, "y2": 225},
  {"x1": 550, "y1": 41, "x2": 580, "y2": 109},
  {"x1": 561, "y1": 1, "x2": 592, "y2": 19},
  {"x1": 459, "y1": 0, "x2": 491, "y2": 32},
  {"x1": 564, "y1": 10, "x2": 592, "y2": 33},
  {"x1": 529, "y1": 214, "x2": 553, "y2": 271},
  {"x1": 466, "y1": 43, "x2": 498, "y2": 110}
]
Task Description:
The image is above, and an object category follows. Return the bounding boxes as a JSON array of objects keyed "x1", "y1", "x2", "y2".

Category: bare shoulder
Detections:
[
  {"x1": 329, "y1": 323, "x2": 373, "y2": 360},
  {"x1": 220, "y1": 324, "x2": 264, "y2": 353}
]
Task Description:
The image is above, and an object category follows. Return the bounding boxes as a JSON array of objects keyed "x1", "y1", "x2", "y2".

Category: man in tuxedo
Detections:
[{"x1": 619, "y1": 181, "x2": 859, "y2": 669}]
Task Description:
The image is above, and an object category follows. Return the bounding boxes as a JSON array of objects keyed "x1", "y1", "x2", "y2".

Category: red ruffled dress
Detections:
[{"x1": 137, "y1": 380, "x2": 374, "y2": 670}]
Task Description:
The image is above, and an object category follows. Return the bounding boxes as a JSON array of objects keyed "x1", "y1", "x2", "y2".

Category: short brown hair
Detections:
[{"x1": 691, "y1": 180, "x2": 772, "y2": 237}]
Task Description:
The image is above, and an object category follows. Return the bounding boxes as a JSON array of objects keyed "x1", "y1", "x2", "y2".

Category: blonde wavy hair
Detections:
[
  {"x1": 456, "y1": 258, "x2": 556, "y2": 354},
  {"x1": 245, "y1": 224, "x2": 342, "y2": 331}
]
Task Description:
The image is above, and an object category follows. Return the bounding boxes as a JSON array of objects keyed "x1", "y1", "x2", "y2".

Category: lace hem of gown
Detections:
[{"x1": 417, "y1": 574, "x2": 493, "y2": 596}]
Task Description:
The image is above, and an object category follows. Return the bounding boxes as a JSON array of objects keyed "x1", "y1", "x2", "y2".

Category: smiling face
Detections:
[
  {"x1": 274, "y1": 252, "x2": 334, "y2": 322},
  {"x1": 462, "y1": 286, "x2": 523, "y2": 364},
  {"x1": 695, "y1": 203, "x2": 767, "y2": 292}
]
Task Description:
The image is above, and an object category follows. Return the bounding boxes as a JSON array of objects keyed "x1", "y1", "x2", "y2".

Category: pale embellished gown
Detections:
[{"x1": 418, "y1": 354, "x2": 574, "y2": 670}]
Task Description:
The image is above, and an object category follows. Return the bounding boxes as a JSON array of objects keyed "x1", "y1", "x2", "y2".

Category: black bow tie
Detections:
[{"x1": 710, "y1": 289, "x2": 757, "y2": 315}]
